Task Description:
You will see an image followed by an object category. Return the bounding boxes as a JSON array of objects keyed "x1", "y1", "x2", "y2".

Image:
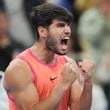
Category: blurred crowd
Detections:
[{"x1": 0, "y1": 0, "x2": 110, "y2": 110}]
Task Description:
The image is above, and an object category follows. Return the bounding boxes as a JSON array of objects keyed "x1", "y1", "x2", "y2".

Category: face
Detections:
[{"x1": 45, "y1": 19, "x2": 71, "y2": 55}]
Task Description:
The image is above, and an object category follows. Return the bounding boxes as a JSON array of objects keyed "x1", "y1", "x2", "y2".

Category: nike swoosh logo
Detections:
[{"x1": 50, "y1": 76, "x2": 58, "y2": 81}]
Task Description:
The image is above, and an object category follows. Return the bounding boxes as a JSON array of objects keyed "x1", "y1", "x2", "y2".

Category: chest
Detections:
[{"x1": 33, "y1": 64, "x2": 64, "y2": 100}]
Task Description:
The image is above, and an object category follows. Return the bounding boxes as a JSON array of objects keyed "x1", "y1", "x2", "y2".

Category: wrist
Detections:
[{"x1": 58, "y1": 81, "x2": 71, "y2": 91}]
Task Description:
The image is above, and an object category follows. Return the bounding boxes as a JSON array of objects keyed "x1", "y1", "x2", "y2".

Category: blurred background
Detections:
[{"x1": 0, "y1": 0, "x2": 110, "y2": 110}]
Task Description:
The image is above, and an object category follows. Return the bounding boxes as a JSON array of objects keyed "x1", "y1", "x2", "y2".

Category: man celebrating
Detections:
[{"x1": 4, "y1": 3, "x2": 94, "y2": 110}]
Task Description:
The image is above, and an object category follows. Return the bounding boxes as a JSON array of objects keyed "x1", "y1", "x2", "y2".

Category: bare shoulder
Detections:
[{"x1": 4, "y1": 58, "x2": 34, "y2": 92}]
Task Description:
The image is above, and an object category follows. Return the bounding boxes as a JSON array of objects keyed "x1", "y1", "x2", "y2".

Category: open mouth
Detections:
[
  {"x1": 61, "y1": 37, "x2": 69, "y2": 45},
  {"x1": 60, "y1": 37, "x2": 69, "y2": 49}
]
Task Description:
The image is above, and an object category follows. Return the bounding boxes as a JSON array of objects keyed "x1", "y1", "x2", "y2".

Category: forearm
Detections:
[
  {"x1": 31, "y1": 82, "x2": 69, "y2": 110},
  {"x1": 79, "y1": 81, "x2": 93, "y2": 110}
]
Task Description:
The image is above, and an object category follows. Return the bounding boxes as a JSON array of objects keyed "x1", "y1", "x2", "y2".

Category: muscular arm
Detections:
[
  {"x1": 69, "y1": 59, "x2": 94, "y2": 110},
  {"x1": 79, "y1": 81, "x2": 93, "y2": 110},
  {"x1": 70, "y1": 80, "x2": 93, "y2": 110},
  {"x1": 4, "y1": 59, "x2": 74, "y2": 110}
]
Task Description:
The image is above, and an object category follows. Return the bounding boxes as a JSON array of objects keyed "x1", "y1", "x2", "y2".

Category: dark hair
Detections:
[{"x1": 29, "y1": 3, "x2": 73, "y2": 40}]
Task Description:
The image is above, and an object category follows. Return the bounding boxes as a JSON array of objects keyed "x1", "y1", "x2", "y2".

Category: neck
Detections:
[{"x1": 31, "y1": 42, "x2": 56, "y2": 65}]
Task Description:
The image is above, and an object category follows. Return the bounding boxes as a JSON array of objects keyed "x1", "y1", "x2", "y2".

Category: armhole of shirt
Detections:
[
  {"x1": 16, "y1": 55, "x2": 37, "y2": 84},
  {"x1": 7, "y1": 55, "x2": 37, "y2": 102}
]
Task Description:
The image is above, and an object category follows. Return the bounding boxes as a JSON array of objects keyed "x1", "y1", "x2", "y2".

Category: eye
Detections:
[{"x1": 57, "y1": 23, "x2": 65, "y2": 27}]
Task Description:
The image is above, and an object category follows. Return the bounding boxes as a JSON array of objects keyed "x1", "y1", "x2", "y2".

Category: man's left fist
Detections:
[{"x1": 78, "y1": 59, "x2": 95, "y2": 83}]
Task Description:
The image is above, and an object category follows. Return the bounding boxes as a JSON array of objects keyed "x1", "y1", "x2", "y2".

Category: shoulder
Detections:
[
  {"x1": 5, "y1": 58, "x2": 31, "y2": 75},
  {"x1": 4, "y1": 58, "x2": 34, "y2": 91}
]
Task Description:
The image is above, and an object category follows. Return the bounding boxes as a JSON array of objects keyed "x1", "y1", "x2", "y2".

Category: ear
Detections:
[{"x1": 37, "y1": 26, "x2": 48, "y2": 39}]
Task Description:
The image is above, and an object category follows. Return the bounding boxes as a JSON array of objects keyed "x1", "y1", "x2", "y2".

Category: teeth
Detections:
[{"x1": 62, "y1": 37, "x2": 69, "y2": 40}]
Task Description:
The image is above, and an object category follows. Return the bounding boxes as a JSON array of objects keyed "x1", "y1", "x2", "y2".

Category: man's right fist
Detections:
[{"x1": 60, "y1": 61, "x2": 78, "y2": 87}]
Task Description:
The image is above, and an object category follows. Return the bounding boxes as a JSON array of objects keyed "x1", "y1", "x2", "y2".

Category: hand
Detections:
[
  {"x1": 78, "y1": 59, "x2": 95, "y2": 83},
  {"x1": 60, "y1": 61, "x2": 78, "y2": 87}
]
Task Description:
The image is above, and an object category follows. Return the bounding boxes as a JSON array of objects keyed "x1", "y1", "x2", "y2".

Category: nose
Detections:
[{"x1": 64, "y1": 25, "x2": 71, "y2": 35}]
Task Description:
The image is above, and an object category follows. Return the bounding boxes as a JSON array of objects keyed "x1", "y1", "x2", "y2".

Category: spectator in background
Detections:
[
  {"x1": 0, "y1": 10, "x2": 25, "y2": 71},
  {"x1": 4, "y1": 0, "x2": 34, "y2": 47},
  {"x1": 78, "y1": 0, "x2": 110, "y2": 109},
  {"x1": 78, "y1": 0, "x2": 110, "y2": 63}
]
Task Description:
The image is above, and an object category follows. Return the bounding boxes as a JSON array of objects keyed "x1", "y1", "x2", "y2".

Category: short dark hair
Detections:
[{"x1": 30, "y1": 3, "x2": 73, "y2": 40}]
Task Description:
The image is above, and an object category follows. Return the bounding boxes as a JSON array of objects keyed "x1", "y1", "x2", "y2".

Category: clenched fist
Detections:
[
  {"x1": 60, "y1": 61, "x2": 78, "y2": 87},
  {"x1": 78, "y1": 59, "x2": 95, "y2": 83}
]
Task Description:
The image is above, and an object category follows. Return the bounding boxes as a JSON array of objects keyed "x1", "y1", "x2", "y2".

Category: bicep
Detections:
[
  {"x1": 4, "y1": 60, "x2": 39, "y2": 110},
  {"x1": 11, "y1": 82, "x2": 39, "y2": 110}
]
